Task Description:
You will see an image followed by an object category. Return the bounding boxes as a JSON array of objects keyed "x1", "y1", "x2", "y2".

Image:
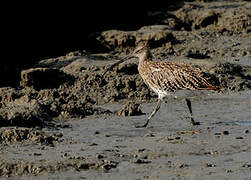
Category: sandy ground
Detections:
[{"x1": 1, "y1": 90, "x2": 251, "y2": 180}]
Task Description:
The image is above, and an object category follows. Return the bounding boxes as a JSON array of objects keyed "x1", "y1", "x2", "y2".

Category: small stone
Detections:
[
  {"x1": 144, "y1": 133, "x2": 155, "y2": 137},
  {"x1": 222, "y1": 131, "x2": 229, "y2": 135},
  {"x1": 203, "y1": 163, "x2": 216, "y2": 167},
  {"x1": 54, "y1": 132, "x2": 63, "y2": 137},
  {"x1": 96, "y1": 154, "x2": 104, "y2": 159},
  {"x1": 226, "y1": 169, "x2": 232, "y2": 173},
  {"x1": 210, "y1": 151, "x2": 218, "y2": 155},
  {"x1": 244, "y1": 130, "x2": 249, "y2": 134},
  {"x1": 102, "y1": 160, "x2": 118, "y2": 170},
  {"x1": 119, "y1": 154, "x2": 125, "y2": 157},
  {"x1": 62, "y1": 153, "x2": 68, "y2": 158},
  {"x1": 94, "y1": 131, "x2": 100, "y2": 135},
  {"x1": 33, "y1": 152, "x2": 42, "y2": 156},
  {"x1": 235, "y1": 136, "x2": 244, "y2": 139},
  {"x1": 133, "y1": 154, "x2": 138, "y2": 158},
  {"x1": 78, "y1": 163, "x2": 90, "y2": 170},
  {"x1": 242, "y1": 163, "x2": 251, "y2": 168},
  {"x1": 102, "y1": 164, "x2": 112, "y2": 171},
  {"x1": 88, "y1": 142, "x2": 98, "y2": 146},
  {"x1": 165, "y1": 136, "x2": 174, "y2": 141},
  {"x1": 137, "y1": 148, "x2": 146, "y2": 152},
  {"x1": 73, "y1": 156, "x2": 81, "y2": 160},
  {"x1": 141, "y1": 155, "x2": 148, "y2": 159},
  {"x1": 134, "y1": 159, "x2": 151, "y2": 164},
  {"x1": 179, "y1": 163, "x2": 188, "y2": 168},
  {"x1": 214, "y1": 132, "x2": 221, "y2": 135}
]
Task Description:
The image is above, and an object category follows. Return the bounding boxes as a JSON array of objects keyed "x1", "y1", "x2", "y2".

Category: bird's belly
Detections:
[{"x1": 150, "y1": 86, "x2": 169, "y2": 100}]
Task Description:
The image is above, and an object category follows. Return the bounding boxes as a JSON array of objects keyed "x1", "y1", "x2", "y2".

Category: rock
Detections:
[
  {"x1": 117, "y1": 102, "x2": 143, "y2": 117},
  {"x1": 20, "y1": 68, "x2": 74, "y2": 90}
]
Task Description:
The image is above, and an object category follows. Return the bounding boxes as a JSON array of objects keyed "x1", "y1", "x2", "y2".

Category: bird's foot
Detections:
[
  {"x1": 190, "y1": 120, "x2": 201, "y2": 126},
  {"x1": 132, "y1": 123, "x2": 148, "y2": 128},
  {"x1": 189, "y1": 117, "x2": 200, "y2": 126}
]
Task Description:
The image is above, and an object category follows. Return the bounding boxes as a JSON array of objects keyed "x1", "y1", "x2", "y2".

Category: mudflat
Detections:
[{"x1": 0, "y1": 0, "x2": 251, "y2": 179}]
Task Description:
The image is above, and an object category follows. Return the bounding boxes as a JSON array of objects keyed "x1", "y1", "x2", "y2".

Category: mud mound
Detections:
[
  {"x1": 93, "y1": 1, "x2": 250, "y2": 52},
  {"x1": 96, "y1": 25, "x2": 177, "y2": 51},
  {"x1": 0, "y1": 160, "x2": 69, "y2": 177},
  {"x1": 0, "y1": 100, "x2": 49, "y2": 127},
  {"x1": 0, "y1": 157, "x2": 119, "y2": 177},
  {"x1": 0, "y1": 127, "x2": 59, "y2": 146},
  {"x1": 0, "y1": 85, "x2": 110, "y2": 127},
  {"x1": 117, "y1": 102, "x2": 143, "y2": 117},
  {"x1": 212, "y1": 63, "x2": 251, "y2": 91},
  {"x1": 175, "y1": 2, "x2": 250, "y2": 32}
]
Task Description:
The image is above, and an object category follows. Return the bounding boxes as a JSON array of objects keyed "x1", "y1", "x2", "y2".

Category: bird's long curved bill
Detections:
[{"x1": 102, "y1": 56, "x2": 132, "y2": 77}]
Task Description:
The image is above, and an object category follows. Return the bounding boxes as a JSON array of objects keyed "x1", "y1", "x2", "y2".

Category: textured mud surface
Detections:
[{"x1": 0, "y1": 1, "x2": 251, "y2": 179}]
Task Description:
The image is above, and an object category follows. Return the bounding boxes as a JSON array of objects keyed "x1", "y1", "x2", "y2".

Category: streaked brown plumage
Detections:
[
  {"x1": 137, "y1": 47, "x2": 218, "y2": 99},
  {"x1": 103, "y1": 45, "x2": 221, "y2": 128}
]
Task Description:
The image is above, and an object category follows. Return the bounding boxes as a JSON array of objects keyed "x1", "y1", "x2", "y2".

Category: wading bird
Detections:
[{"x1": 103, "y1": 45, "x2": 221, "y2": 128}]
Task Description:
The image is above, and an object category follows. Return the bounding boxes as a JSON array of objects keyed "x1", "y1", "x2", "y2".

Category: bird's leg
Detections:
[
  {"x1": 134, "y1": 99, "x2": 162, "y2": 128},
  {"x1": 185, "y1": 98, "x2": 200, "y2": 126}
]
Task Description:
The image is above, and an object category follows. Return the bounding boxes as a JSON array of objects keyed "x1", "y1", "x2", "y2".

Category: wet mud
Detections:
[{"x1": 0, "y1": 0, "x2": 251, "y2": 179}]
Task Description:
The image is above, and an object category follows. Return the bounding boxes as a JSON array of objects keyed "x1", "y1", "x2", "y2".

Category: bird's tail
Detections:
[{"x1": 200, "y1": 85, "x2": 225, "y2": 92}]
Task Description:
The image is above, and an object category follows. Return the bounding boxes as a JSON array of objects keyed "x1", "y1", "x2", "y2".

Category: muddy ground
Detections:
[{"x1": 0, "y1": 0, "x2": 251, "y2": 179}]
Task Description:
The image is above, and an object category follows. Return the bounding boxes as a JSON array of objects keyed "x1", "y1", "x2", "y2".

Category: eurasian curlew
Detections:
[{"x1": 103, "y1": 45, "x2": 222, "y2": 128}]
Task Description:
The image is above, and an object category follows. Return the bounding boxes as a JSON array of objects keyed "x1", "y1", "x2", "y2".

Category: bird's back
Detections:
[{"x1": 138, "y1": 60, "x2": 219, "y2": 94}]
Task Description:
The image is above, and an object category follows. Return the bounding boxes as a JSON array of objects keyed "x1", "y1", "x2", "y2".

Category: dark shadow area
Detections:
[{"x1": 1, "y1": 2, "x2": 184, "y2": 87}]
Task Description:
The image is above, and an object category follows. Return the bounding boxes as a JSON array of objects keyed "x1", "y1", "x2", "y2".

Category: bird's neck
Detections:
[{"x1": 139, "y1": 51, "x2": 153, "y2": 64}]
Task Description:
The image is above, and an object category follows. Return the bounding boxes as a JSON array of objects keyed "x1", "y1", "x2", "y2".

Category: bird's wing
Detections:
[{"x1": 145, "y1": 61, "x2": 214, "y2": 91}]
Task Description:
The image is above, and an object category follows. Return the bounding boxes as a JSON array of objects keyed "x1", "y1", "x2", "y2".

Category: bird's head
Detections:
[{"x1": 132, "y1": 44, "x2": 152, "y2": 59}]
